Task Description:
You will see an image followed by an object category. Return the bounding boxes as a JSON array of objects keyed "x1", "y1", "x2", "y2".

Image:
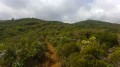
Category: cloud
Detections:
[
  {"x1": 0, "y1": 0, "x2": 120, "y2": 23},
  {"x1": 89, "y1": 0, "x2": 120, "y2": 23},
  {"x1": 0, "y1": 0, "x2": 30, "y2": 9}
]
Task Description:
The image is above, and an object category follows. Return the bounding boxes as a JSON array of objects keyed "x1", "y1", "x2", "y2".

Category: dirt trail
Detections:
[{"x1": 47, "y1": 42, "x2": 61, "y2": 67}]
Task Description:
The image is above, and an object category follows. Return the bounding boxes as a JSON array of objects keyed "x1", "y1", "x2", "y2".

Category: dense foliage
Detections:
[{"x1": 0, "y1": 18, "x2": 120, "y2": 67}]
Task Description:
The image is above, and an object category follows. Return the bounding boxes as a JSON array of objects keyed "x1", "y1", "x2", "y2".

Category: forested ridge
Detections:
[{"x1": 0, "y1": 18, "x2": 120, "y2": 67}]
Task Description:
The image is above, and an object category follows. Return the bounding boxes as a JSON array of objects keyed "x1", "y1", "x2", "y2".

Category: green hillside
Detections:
[{"x1": 0, "y1": 18, "x2": 120, "y2": 67}]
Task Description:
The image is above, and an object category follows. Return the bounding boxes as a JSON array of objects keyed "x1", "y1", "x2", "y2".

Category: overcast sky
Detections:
[{"x1": 0, "y1": 0, "x2": 120, "y2": 23}]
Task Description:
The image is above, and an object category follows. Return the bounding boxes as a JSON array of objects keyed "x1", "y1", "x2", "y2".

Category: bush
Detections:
[
  {"x1": 67, "y1": 53, "x2": 96, "y2": 67},
  {"x1": 57, "y1": 42, "x2": 80, "y2": 58},
  {"x1": 0, "y1": 36, "x2": 48, "y2": 67},
  {"x1": 80, "y1": 45, "x2": 107, "y2": 59},
  {"x1": 108, "y1": 47, "x2": 120, "y2": 67},
  {"x1": 96, "y1": 32, "x2": 119, "y2": 48},
  {"x1": 95, "y1": 60, "x2": 112, "y2": 67}
]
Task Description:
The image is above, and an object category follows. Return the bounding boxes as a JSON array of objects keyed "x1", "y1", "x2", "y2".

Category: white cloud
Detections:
[
  {"x1": 0, "y1": 0, "x2": 120, "y2": 23},
  {"x1": 88, "y1": 0, "x2": 120, "y2": 23}
]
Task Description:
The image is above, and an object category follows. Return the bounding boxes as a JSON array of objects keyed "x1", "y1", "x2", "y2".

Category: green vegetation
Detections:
[{"x1": 0, "y1": 18, "x2": 120, "y2": 67}]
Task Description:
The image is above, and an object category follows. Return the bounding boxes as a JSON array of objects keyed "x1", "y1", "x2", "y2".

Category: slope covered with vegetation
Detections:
[{"x1": 0, "y1": 18, "x2": 120, "y2": 67}]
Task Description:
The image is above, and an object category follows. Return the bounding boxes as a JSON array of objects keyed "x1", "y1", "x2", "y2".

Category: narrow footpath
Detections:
[{"x1": 47, "y1": 42, "x2": 61, "y2": 67}]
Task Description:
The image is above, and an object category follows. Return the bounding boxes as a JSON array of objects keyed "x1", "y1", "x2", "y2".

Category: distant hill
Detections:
[
  {"x1": 0, "y1": 18, "x2": 120, "y2": 33},
  {"x1": 73, "y1": 20, "x2": 120, "y2": 33}
]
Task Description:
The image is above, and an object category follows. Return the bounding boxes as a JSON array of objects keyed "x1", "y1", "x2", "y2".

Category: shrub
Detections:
[
  {"x1": 108, "y1": 47, "x2": 120, "y2": 67},
  {"x1": 96, "y1": 32, "x2": 119, "y2": 48},
  {"x1": 57, "y1": 42, "x2": 80, "y2": 58},
  {"x1": 80, "y1": 45, "x2": 107, "y2": 59},
  {"x1": 0, "y1": 36, "x2": 48, "y2": 67},
  {"x1": 67, "y1": 53, "x2": 95, "y2": 67}
]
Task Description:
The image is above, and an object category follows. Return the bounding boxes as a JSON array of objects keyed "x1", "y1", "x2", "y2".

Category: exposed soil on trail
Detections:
[{"x1": 47, "y1": 42, "x2": 61, "y2": 67}]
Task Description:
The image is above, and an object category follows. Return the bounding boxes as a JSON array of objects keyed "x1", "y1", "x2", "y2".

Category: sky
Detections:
[{"x1": 0, "y1": 0, "x2": 120, "y2": 23}]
